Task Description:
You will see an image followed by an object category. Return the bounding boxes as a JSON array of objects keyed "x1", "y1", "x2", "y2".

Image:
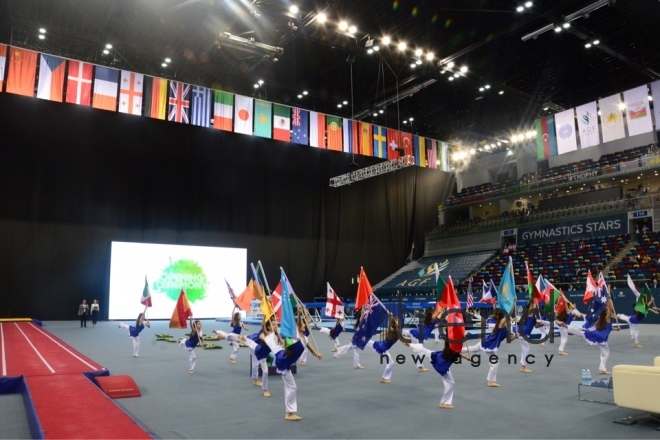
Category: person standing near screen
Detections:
[
  {"x1": 90, "y1": 299, "x2": 100, "y2": 327},
  {"x1": 78, "y1": 299, "x2": 89, "y2": 328}
]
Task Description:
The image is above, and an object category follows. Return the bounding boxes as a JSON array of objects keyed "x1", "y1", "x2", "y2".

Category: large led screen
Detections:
[{"x1": 108, "y1": 242, "x2": 247, "y2": 320}]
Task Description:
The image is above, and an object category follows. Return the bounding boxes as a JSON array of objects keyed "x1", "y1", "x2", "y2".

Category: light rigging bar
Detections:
[{"x1": 329, "y1": 156, "x2": 415, "y2": 187}]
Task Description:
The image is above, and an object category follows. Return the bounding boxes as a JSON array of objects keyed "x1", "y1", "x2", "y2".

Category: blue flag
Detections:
[
  {"x1": 279, "y1": 268, "x2": 297, "y2": 338},
  {"x1": 191, "y1": 85, "x2": 211, "y2": 127},
  {"x1": 292, "y1": 107, "x2": 309, "y2": 145},
  {"x1": 498, "y1": 257, "x2": 516, "y2": 313},
  {"x1": 351, "y1": 294, "x2": 384, "y2": 350}
]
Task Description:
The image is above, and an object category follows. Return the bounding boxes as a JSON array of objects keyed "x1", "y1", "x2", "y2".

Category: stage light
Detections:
[
  {"x1": 398, "y1": 41, "x2": 407, "y2": 51},
  {"x1": 348, "y1": 25, "x2": 357, "y2": 34},
  {"x1": 297, "y1": 94, "x2": 302, "y2": 98},
  {"x1": 373, "y1": 45, "x2": 380, "y2": 52},
  {"x1": 453, "y1": 73, "x2": 460, "y2": 78},
  {"x1": 289, "y1": 5, "x2": 298, "y2": 14},
  {"x1": 525, "y1": 1, "x2": 533, "y2": 7},
  {"x1": 254, "y1": 83, "x2": 259, "y2": 88},
  {"x1": 39, "y1": 28, "x2": 46, "y2": 34},
  {"x1": 499, "y1": 90, "x2": 504, "y2": 95},
  {"x1": 585, "y1": 43, "x2": 592, "y2": 48},
  {"x1": 317, "y1": 13, "x2": 326, "y2": 23},
  {"x1": 479, "y1": 87, "x2": 485, "y2": 92},
  {"x1": 106, "y1": 43, "x2": 113, "y2": 49},
  {"x1": 554, "y1": 26, "x2": 562, "y2": 32},
  {"x1": 516, "y1": 6, "x2": 524, "y2": 12},
  {"x1": 415, "y1": 48, "x2": 423, "y2": 56},
  {"x1": 337, "y1": 103, "x2": 342, "y2": 108},
  {"x1": 448, "y1": 77, "x2": 454, "y2": 81},
  {"x1": 302, "y1": 90, "x2": 308, "y2": 95},
  {"x1": 379, "y1": 109, "x2": 384, "y2": 114},
  {"x1": 161, "y1": 62, "x2": 167, "y2": 67},
  {"x1": 409, "y1": 117, "x2": 414, "y2": 121},
  {"x1": 593, "y1": 39, "x2": 600, "y2": 45},
  {"x1": 426, "y1": 52, "x2": 434, "y2": 61},
  {"x1": 563, "y1": 22, "x2": 570, "y2": 28},
  {"x1": 447, "y1": 61, "x2": 455, "y2": 68},
  {"x1": 410, "y1": 63, "x2": 416, "y2": 68},
  {"x1": 382, "y1": 36, "x2": 391, "y2": 45},
  {"x1": 485, "y1": 84, "x2": 490, "y2": 89},
  {"x1": 165, "y1": 58, "x2": 171, "y2": 63},
  {"x1": 339, "y1": 21, "x2": 348, "y2": 31},
  {"x1": 103, "y1": 49, "x2": 109, "y2": 55},
  {"x1": 460, "y1": 65, "x2": 468, "y2": 73},
  {"x1": 258, "y1": 79, "x2": 264, "y2": 85},
  {"x1": 373, "y1": 112, "x2": 378, "y2": 117}
]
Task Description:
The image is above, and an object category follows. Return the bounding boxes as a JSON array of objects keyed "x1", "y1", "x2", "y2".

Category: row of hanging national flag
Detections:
[{"x1": 0, "y1": 44, "x2": 450, "y2": 170}]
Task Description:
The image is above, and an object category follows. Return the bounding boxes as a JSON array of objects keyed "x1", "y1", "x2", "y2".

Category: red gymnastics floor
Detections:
[{"x1": 0, "y1": 320, "x2": 151, "y2": 439}]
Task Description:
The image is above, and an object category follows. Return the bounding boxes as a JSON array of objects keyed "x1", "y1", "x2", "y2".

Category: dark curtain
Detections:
[{"x1": 0, "y1": 93, "x2": 450, "y2": 319}]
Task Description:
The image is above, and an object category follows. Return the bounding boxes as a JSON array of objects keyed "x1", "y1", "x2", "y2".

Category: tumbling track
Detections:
[{"x1": 0, "y1": 321, "x2": 151, "y2": 439}]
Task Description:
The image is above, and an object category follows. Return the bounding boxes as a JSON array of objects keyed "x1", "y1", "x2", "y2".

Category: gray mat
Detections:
[{"x1": 41, "y1": 319, "x2": 660, "y2": 439}]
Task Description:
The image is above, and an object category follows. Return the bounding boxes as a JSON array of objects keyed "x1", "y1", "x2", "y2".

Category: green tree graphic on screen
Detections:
[{"x1": 154, "y1": 259, "x2": 208, "y2": 302}]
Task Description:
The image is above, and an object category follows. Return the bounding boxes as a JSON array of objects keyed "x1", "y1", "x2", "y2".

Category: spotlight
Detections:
[
  {"x1": 343, "y1": 100, "x2": 348, "y2": 105},
  {"x1": 316, "y1": 13, "x2": 326, "y2": 23},
  {"x1": 258, "y1": 79, "x2": 264, "y2": 85},
  {"x1": 161, "y1": 62, "x2": 167, "y2": 67},
  {"x1": 415, "y1": 59, "x2": 422, "y2": 65},
  {"x1": 410, "y1": 63, "x2": 416, "y2": 68},
  {"x1": 348, "y1": 25, "x2": 357, "y2": 34},
  {"x1": 585, "y1": 43, "x2": 592, "y2": 48},
  {"x1": 415, "y1": 48, "x2": 423, "y2": 57},
  {"x1": 460, "y1": 65, "x2": 468, "y2": 73},
  {"x1": 485, "y1": 84, "x2": 490, "y2": 89},
  {"x1": 426, "y1": 52, "x2": 434, "y2": 61},
  {"x1": 525, "y1": 1, "x2": 533, "y2": 7},
  {"x1": 302, "y1": 90, "x2": 308, "y2": 95},
  {"x1": 337, "y1": 103, "x2": 342, "y2": 108},
  {"x1": 379, "y1": 109, "x2": 384, "y2": 114},
  {"x1": 289, "y1": 5, "x2": 298, "y2": 14},
  {"x1": 409, "y1": 117, "x2": 414, "y2": 121},
  {"x1": 554, "y1": 26, "x2": 562, "y2": 32},
  {"x1": 516, "y1": 6, "x2": 524, "y2": 12},
  {"x1": 563, "y1": 22, "x2": 570, "y2": 28},
  {"x1": 297, "y1": 94, "x2": 303, "y2": 98},
  {"x1": 479, "y1": 87, "x2": 485, "y2": 92},
  {"x1": 373, "y1": 46, "x2": 380, "y2": 52},
  {"x1": 367, "y1": 48, "x2": 374, "y2": 54},
  {"x1": 398, "y1": 41, "x2": 407, "y2": 51},
  {"x1": 382, "y1": 36, "x2": 391, "y2": 45},
  {"x1": 103, "y1": 49, "x2": 109, "y2": 55},
  {"x1": 499, "y1": 90, "x2": 504, "y2": 95},
  {"x1": 105, "y1": 43, "x2": 113, "y2": 49},
  {"x1": 453, "y1": 73, "x2": 460, "y2": 78},
  {"x1": 254, "y1": 84, "x2": 259, "y2": 88},
  {"x1": 39, "y1": 28, "x2": 46, "y2": 34},
  {"x1": 339, "y1": 21, "x2": 348, "y2": 31},
  {"x1": 165, "y1": 58, "x2": 172, "y2": 63},
  {"x1": 448, "y1": 77, "x2": 454, "y2": 81},
  {"x1": 373, "y1": 113, "x2": 378, "y2": 117},
  {"x1": 593, "y1": 39, "x2": 600, "y2": 45},
  {"x1": 447, "y1": 61, "x2": 455, "y2": 69}
]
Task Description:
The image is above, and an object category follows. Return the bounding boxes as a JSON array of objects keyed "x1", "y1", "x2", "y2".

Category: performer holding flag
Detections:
[
  {"x1": 319, "y1": 283, "x2": 345, "y2": 352},
  {"x1": 336, "y1": 268, "x2": 387, "y2": 369},
  {"x1": 260, "y1": 268, "x2": 321, "y2": 421},
  {"x1": 617, "y1": 277, "x2": 660, "y2": 348},
  {"x1": 409, "y1": 272, "x2": 469, "y2": 408},
  {"x1": 117, "y1": 277, "x2": 153, "y2": 357}
]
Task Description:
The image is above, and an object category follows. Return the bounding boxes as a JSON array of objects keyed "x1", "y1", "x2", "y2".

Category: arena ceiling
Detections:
[{"x1": 2, "y1": 0, "x2": 659, "y2": 152}]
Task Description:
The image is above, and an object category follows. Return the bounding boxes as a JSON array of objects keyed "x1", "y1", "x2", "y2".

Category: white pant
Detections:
[
  {"x1": 282, "y1": 369, "x2": 297, "y2": 413},
  {"x1": 336, "y1": 344, "x2": 361, "y2": 368},
  {"x1": 187, "y1": 347, "x2": 196, "y2": 371},
  {"x1": 368, "y1": 341, "x2": 394, "y2": 380},
  {"x1": 519, "y1": 338, "x2": 530, "y2": 367},
  {"x1": 617, "y1": 314, "x2": 639, "y2": 344},
  {"x1": 333, "y1": 338, "x2": 341, "y2": 349},
  {"x1": 441, "y1": 370, "x2": 455, "y2": 405},
  {"x1": 558, "y1": 327, "x2": 568, "y2": 352},
  {"x1": 402, "y1": 330, "x2": 426, "y2": 368},
  {"x1": 229, "y1": 341, "x2": 240, "y2": 360},
  {"x1": 242, "y1": 338, "x2": 269, "y2": 391},
  {"x1": 463, "y1": 343, "x2": 498, "y2": 382},
  {"x1": 119, "y1": 323, "x2": 141, "y2": 356},
  {"x1": 598, "y1": 344, "x2": 610, "y2": 372}
]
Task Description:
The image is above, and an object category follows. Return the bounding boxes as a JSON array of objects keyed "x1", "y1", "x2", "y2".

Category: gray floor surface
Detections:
[{"x1": 22, "y1": 319, "x2": 660, "y2": 439}]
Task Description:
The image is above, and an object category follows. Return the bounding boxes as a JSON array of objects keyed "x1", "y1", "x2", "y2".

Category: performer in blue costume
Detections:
[
  {"x1": 118, "y1": 311, "x2": 150, "y2": 357},
  {"x1": 367, "y1": 315, "x2": 410, "y2": 383},
  {"x1": 462, "y1": 310, "x2": 510, "y2": 387},
  {"x1": 228, "y1": 309, "x2": 249, "y2": 364},
  {"x1": 583, "y1": 304, "x2": 614, "y2": 374},
  {"x1": 410, "y1": 341, "x2": 465, "y2": 408}
]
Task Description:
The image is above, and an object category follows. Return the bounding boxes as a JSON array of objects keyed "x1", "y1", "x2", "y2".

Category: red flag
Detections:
[
  {"x1": 271, "y1": 282, "x2": 283, "y2": 322},
  {"x1": 6, "y1": 47, "x2": 38, "y2": 97},
  {"x1": 440, "y1": 277, "x2": 465, "y2": 353},
  {"x1": 169, "y1": 289, "x2": 193, "y2": 329},
  {"x1": 234, "y1": 279, "x2": 258, "y2": 312},
  {"x1": 583, "y1": 271, "x2": 598, "y2": 304},
  {"x1": 400, "y1": 132, "x2": 413, "y2": 157},
  {"x1": 355, "y1": 267, "x2": 373, "y2": 310},
  {"x1": 325, "y1": 283, "x2": 344, "y2": 318},
  {"x1": 66, "y1": 60, "x2": 93, "y2": 105},
  {"x1": 386, "y1": 128, "x2": 402, "y2": 160},
  {"x1": 556, "y1": 292, "x2": 567, "y2": 313}
]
